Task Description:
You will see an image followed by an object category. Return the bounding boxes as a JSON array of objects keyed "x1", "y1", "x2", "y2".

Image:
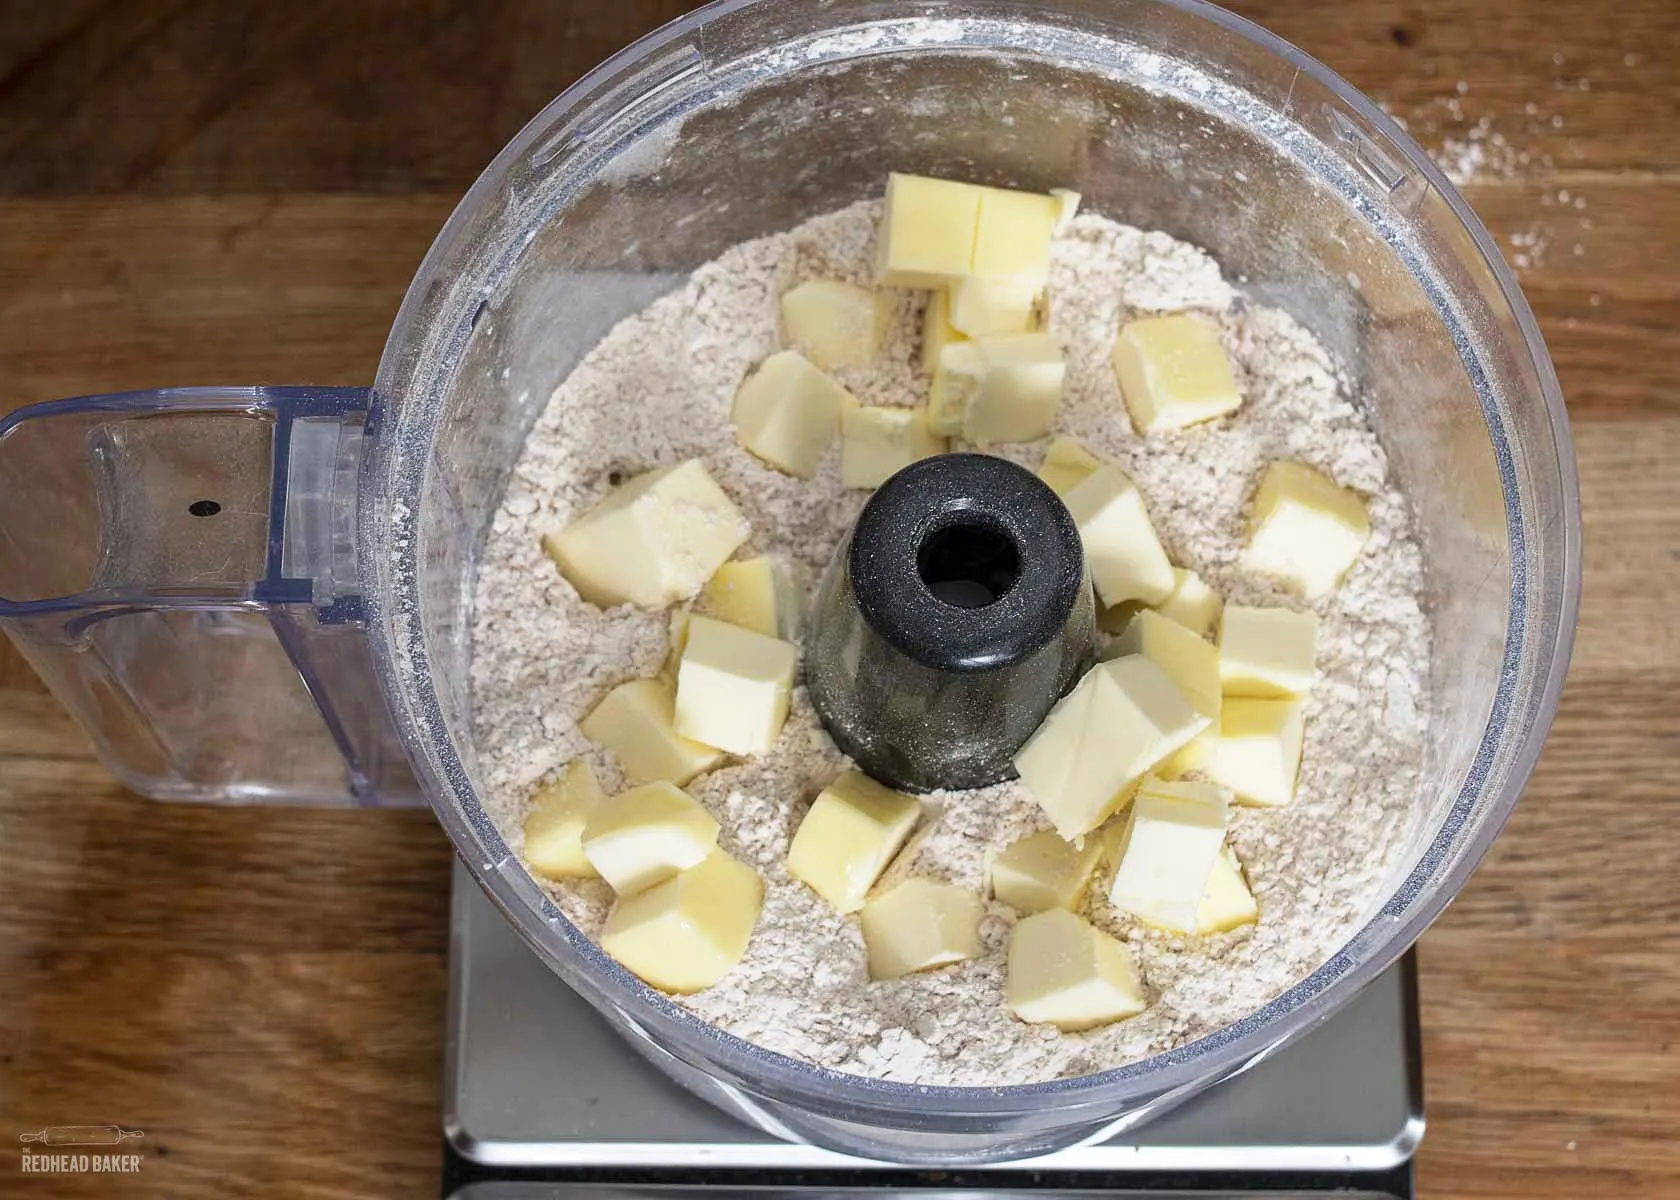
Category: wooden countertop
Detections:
[{"x1": 0, "y1": 2, "x2": 1674, "y2": 1196}]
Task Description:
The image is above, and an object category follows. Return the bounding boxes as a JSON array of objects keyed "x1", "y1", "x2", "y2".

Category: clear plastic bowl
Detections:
[{"x1": 362, "y1": 0, "x2": 1579, "y2": 1164}]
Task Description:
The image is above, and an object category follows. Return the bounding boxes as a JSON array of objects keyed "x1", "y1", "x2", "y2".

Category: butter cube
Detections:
[
  {"x1": 928, "y1": 333, "x2": 1065, "y2": 444},
  {"x1": 1107, "y1": 776, "x2": 1230, "y2": 934},
  {"x1": 1036, "y1": 435, "x2": 1101, "y2": 497},
  {"x1": 1049, "y1": 187, "x2": 1082, "y2": 233},
  {"x1": 581, "y1": 781, "x2": 721, "y2": 896},
  {"x1": 1154, "y1": 567, "x2": 1222, "y2": 638},
  {"x1": 543, "y1": 460, "x2": 749, "y2": 609},
  {"x1": 580, "y1": 678, "x2": 725, "y2": 786},
  {"x1": 1245, "y1": 460, "x2": 1371, "y2": 596},
  {"x1": 781, "y1": 279, "x2": 891, "y2": 371},
  {"x1": 599, "y1": 851, "x2": 764, "y2": 994},
  {"x1": 732, "y1": 350, "x2": 851, "y2": 479},
  {"x1": 699, "y1": 556, "x2": 801, "y2": 641},
  {"x1": 1217, "y1": 605, "x2": 1318, "y2": 698},
  {"x1": 1198, "y1": 846, "x2": 1259, "y2": 934},
  {"x1": 786, "y1": 771, "x2": 922, "y2": 913},
  {"x1": 1111, "y1": 313, "x2": 1243, "y2": 433},
  {"x1": 1203, "y1": 698, "x2": 1306, "y2": 807},
  {"x1": 947, "y1": 277, "x2": 1039, "y2": 337},
  {"x1": 971, "y1": 186, "x2": 1060, "y2": 287},
  {"x1": 673, "y1": 615, "x2": 798, "y2": 756},
  {"x1": 1104, "y1": 611, "x2": 1221, "y2": 722},
  {"x1": 920, "y1": 287, "x2": 966, "y2": 375},
  {"x1": 659, "y1": 607, "x2": 692, "y2": 684},
  {"x1": 840, "y1": 404, "x2": 946, "y2": 489},
  {"x1": 876, "y1": 173, "x2": 982, "y2": 288},
  {"x1": 1014, "y1": 656, "x2": 1210, "y2": 839},
  {"x1": 1007, "y1": 908, "x2": 1148, "y2": 1031},
  {"x1": 858, "y1": 878, "x2": 984, "y2": 980},
  {"x1": 522, "y1": 760, "x2": 606, "y2": 880},
  {"x1": 991, "y1": 830, "x2": 1102, "y2": 915},
  {"x1": 1062, "y1": 464, "x2": 1175, "y2": 607},
  {"x1": 1157, "y1": 728, "x2": 1216, "y2": 779}
]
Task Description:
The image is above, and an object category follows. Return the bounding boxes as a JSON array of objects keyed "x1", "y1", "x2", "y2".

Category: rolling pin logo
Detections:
[{"x1": 20, "y1": 1126, "x2": 144, "y2": 1147}]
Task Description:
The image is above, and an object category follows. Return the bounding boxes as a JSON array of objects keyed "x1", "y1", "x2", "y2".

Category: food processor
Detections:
[{"x1": 0, "y1": 0, "x2": 1579, "y2": 1187}]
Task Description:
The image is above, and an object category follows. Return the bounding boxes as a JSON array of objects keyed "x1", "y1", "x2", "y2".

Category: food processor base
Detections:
[{"x1": 441, "y1": 862, "x2": 1423, "y2": 1198}]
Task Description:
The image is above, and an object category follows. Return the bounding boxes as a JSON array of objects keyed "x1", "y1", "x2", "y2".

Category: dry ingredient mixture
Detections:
[{"x1": 469, "y1": 199, "x2": 1430, "y2": 1087}]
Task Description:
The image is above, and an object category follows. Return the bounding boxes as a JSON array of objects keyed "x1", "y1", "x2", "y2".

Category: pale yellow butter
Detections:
[
  {"x1": 579, "y1": 677, "x2": 724, "y2": 786},
  {"x1": 1154, "y1": 567, "x2": 1223, "y2": 638},
  {"x1": 1013, "y1": 656, "x2": 1210, "y2": 839},
  {"x1": 731, "y1": 350, "x2": 851, "y2": 479},
  {"x1": 928, "y1": 333, "x2": 1065, "y2": 445},
  {"x1": 1104, "y1": 610, "x2": 1221, "y2": 723},
  {"x1": 1198, "y1": 846, "x2": 1259, "y2": 934},
  {"x1": 581, "y1": 781, "x2": 721, "y2": 896},
  {"x1": 786, "y1": 771, "x2": 922, "y2": 914},
  {"x1": 1007, "y1": 908, "x2": 1148, "y2": 1031},
  {"x1": 698, "y1": 556, "x2": 801, "y2": 641},
  {"x1": 858, "y1": 877, "x2": 984, "y2": 980},
  {"x1": 1245, "y1": 460, "x2": 1371, "y2": 596},
  {"x1": 542, "y1": 459, "x2": 749, "y2": 609},
  {"x1": 599, "y1": 850, "x2": 764, "y2": 994},
  {"x1": 522, "y1": 760, "x2": 606, "y2": 880},
  {"x1": 971, "y1": 186, "x2": 1060, "y2": 287},
  {"x1": 876, "y1": 173, "x2": 983, "y2": 287},
  {"x1": 840, "y1": 404, "x2": 946, "y2": 489},
  {"x1": 1061, "y1": 464, "x2": 1176, "y2": 607},
  {"x1": 673, "y1": 615, "x2": 798, "y2": 756},
  {"x1": 1217, "y1": 605, "x2": 1318, "y2": 698},
  {"x1": 1049, "y1": 187, "x2": 1082, "y2": 234},
  {"x1": 947, "y1": 277, "x2": 1039, "y2": 337},
  {"x1": 659, "y1": 607, "x2": 692, "y2": 684},
  {"x1": 1111, "y1": 313, "x2": 1243, "y2": 433},
  {"x1": 990, "y1": 829, "x2": 1102, "y2": 915},
  {"x1": 1107, "y1": 775, "x2": 1231, "y2": 934},
  {"x1": 1036, "y1": 435, "x2": 1101, "y2": 497},
  {"x1": 1202, "y1": 698, "x2": 1306, "y2": 807},
  {"x1": 920, "y1": 287, "x2": 966, "y2": 375},
  {"x1": 780, "y1": 279, "x2": 890, "y2": 371}
]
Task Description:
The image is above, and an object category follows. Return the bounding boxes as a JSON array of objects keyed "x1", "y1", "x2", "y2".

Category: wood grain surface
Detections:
[{"x1": 0, "y1": 2, "x2": 1675, "y2": 1197}]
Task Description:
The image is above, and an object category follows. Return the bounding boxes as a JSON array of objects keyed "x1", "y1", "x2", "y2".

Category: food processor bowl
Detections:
[{"x1": 357, "y1": 0, "x2": 1578, "y2": 1163}]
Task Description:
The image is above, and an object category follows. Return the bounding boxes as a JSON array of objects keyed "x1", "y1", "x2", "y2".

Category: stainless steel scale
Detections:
[{"x1": 441, "y1": 862, "x2": 1423, "y2": 1198}]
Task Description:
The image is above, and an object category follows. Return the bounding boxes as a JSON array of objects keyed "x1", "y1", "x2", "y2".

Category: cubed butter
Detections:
[
  {"x1": 928, "y1": 332, "x2": 1064, "y2": 445},
  {"x1": 1154, "y1": 567, "x2": 1223, "y2": 638},
  {"x1": 732, "y1": 350, "x2": 851, "y2": 478},
  {"x1": 1014, "y1": 656, "x2": 1210, "y2": 839},
  {"x1": 971, "y1": 186, "x2": 1060, "y2": 287},
  {"x1": 991, "y1": 830, "x2": 1102, "y2": 915},
  {"x1": 858, "y1": 877, "x2": 984, "y2": 981},
  {"x1": 780, "y1": 279, "x2": 890, "y2": 371},
  {"x1": 1111, "y1": 313, "x2": 1243, "y2": 433},
  {"x1": 1036, "y1": 435, "x2": 1101, "y2": 497},
  {"x1": 581, "y1": 781, "x2": 721, "y2": 896},
  {"x1": 673, "y1": 615, "x2": 798, "y2": 756},
  {"x1": 840, "y1": 404, "x2": 946, "y2": 489},
  {"x1": 876, "y1": 173, "x2": 983, "y2": 287},
  {"x1": 947, "y1": 277, "x2": 1039, "y2": 336},
  {"x1": 1107, "y1": 775, "x2": 1231, "y2": 934},
  {"x1": 1103, "y1": 610, "x2": 1221, "y2": 722},
  {"x1": 522, "y1": 760, "x2": 606, "y2": 880},
  {"x1": 1218, "y1": 605, "x2": 1318, "y2": 698},
  {"x1": 599, "y1": 850, "x2": 764, "y2": 994},
  {"x1": 1062, "y1": 464, "x2": 1176, "y2": 607},
  {"x1": 699, "y1": 556, "x2": 801, "y2": 641},
  {"x1": 1202, "y1": 698, "x2": 1306, "y2": 807},
  {"x1": 920, "y1": 287, "x2": 966, "y2": 375},
  {"x1": 1049, "y1": 187, "x2": 1082, "y2": 233},
  {"x1": 786, "y1": 771, "x2": 922, "y2": 913},
  {"x1": 1007, "y1": 908, "x2": 1148, "y2": 1031},
  {"x1": 580, "y1": 678, "x2": 725, "y2": 786},
  {"x1": 1198, "y1": 846, "x2": 1260, "y2": 934},
  {"x1": 1245, "y1": 460, "x2": 1371, "y2": 596},
  {"x1": 542, "y1": 460, "x2": 749, "y2": 609},
  {"x1": 1156, "y1": 728, "x2": 1216, "y2": 779},
  {"x1": 660, "y1": 607, "x2": 692, "y2": 683}
]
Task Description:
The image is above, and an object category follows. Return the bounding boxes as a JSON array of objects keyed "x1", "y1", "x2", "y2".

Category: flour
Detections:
[{"x1": 469, "y1": 200, "x2": 1430, "y2": 1087}]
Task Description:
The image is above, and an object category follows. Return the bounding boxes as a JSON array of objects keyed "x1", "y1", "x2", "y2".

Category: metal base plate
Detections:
[{"x1": 443, "y1": 862, "x2": 1421, "y2": 1194}]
